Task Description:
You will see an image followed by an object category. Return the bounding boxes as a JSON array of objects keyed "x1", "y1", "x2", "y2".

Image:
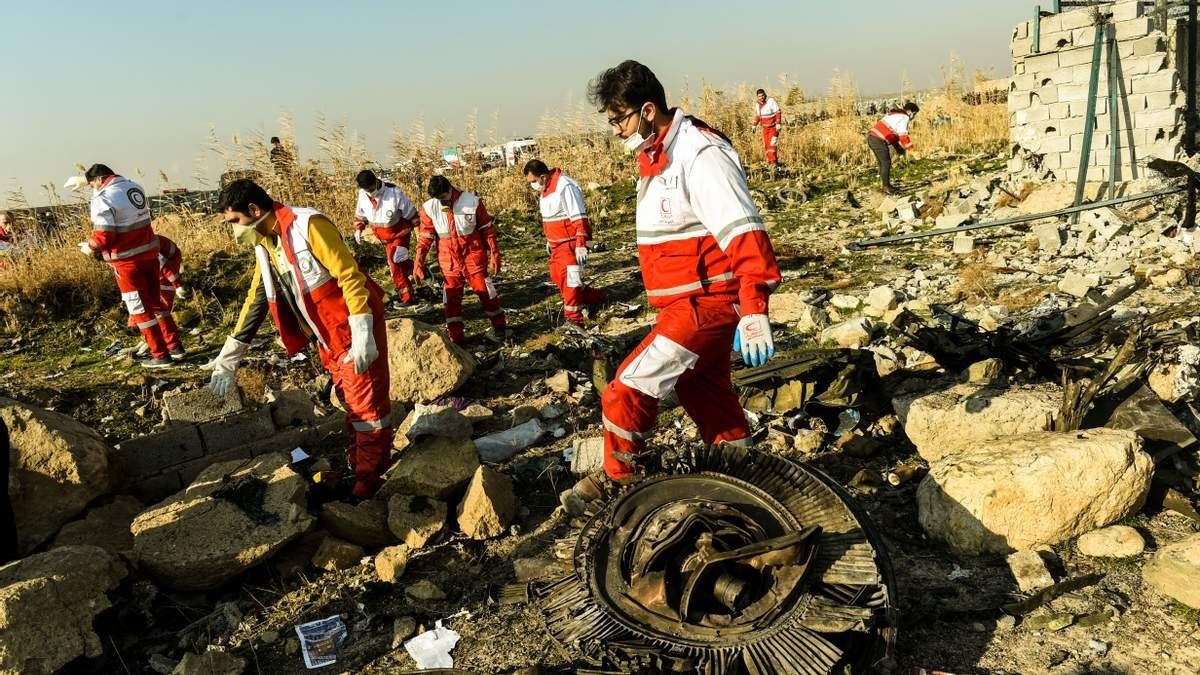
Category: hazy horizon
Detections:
[{"x1": 2, "y1": 1, "x2": 1027, "y2": 208}]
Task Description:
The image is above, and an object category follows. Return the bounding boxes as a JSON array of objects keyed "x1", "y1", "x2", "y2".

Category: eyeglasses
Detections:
[{"x1": 607, "y1": 109, "x2": 639, "y2": 129}]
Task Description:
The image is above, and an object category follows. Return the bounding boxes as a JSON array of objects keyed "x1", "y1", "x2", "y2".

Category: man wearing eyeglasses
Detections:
[{"x1": 584, "y1": 60, "x2": 781, "y2": 484}]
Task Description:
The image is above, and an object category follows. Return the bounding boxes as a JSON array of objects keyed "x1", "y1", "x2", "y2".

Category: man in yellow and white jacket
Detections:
[{"x1": 209, "y1": 179, "x2": 393, "y2": 498}]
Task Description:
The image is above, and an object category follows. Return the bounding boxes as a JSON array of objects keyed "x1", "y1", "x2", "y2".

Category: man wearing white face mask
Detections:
[
  {"x1": 583, "y1": 60, "x2": 782, "y2": 484},
  {"x1": 523, "y1": 159, "x2": 605, "y2": 325},
  {"x1": 352, "y1": 169, "x2": 419, "y2": 305},
  {"x1": 210, "y1": 179, "x2": 394, "y2": 498}
]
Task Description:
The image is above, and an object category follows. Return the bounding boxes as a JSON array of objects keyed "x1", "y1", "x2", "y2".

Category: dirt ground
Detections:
[{"x1": 5, "y1": 149, "x2": 1200, "y2": 673}]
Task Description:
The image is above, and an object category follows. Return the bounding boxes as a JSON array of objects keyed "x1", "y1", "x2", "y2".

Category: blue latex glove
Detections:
[{"x1": 733, "y1": 313, "x2": 774, "y2": 367}]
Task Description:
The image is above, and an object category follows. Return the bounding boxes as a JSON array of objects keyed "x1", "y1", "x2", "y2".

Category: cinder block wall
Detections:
[{"x1": 1008, "y1": 1, "x2": 1193, "y2": 183}]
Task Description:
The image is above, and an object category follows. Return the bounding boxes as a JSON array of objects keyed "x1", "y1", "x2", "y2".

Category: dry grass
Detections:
[{"x1": 0, "y1": 59, "x2": 1009, "y2": 328}]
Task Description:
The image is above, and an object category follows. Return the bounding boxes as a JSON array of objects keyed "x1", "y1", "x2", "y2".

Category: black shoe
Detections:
[
  {"x1": 169, "y1": 347, "x2": 187, "y2": 359},
  {"x1": 139, "y1": 357, "x2": 174, "y2": 369}
]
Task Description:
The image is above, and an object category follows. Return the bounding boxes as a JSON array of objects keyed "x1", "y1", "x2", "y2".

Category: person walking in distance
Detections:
[
  {"x1": 867, "y1": 102, "x2": 919, "y2": 195},
  {"x1": 352, "y1": 169, "x2": 419, "y2": 306},
  {"x1": 523, "y1": 159, "x2": 605, "y2": 325},
  {"x1": 207, "y1": 179, "x2": 393, "y2": 498},
  {"x1": 581, "y1": 60, "x2": 781, "y2": 490},
  {"x1": 751, "y1": 88, "x2": 782, "y2": 168},
  {"x1": 73, "y1": 164, "x2": 183, "y2": 367},
  {"x1": 413, "y1": 175, "x2": 508, "y2": 344}
]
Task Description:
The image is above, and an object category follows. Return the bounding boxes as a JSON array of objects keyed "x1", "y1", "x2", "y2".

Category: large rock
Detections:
[
  {"x1": 893, "y1": 383, "x2": 1061, "y2": 462},
  {"x1": 311, "y1": 536, "x2": 363, "y2": 572},
  {"x1": 130, "y1": 454, "x2": 314, "y2": 591},
  {"x1": 0, "y1": 546, "x2": 128, "y2": 673},
  {"x1": 0, "y1": 397, "x2": 114, "y2": 555},
  {"x1": 50, "y1": 495, "x2": 144, "y2": 556},
  {"x1": 319, "y1": 500, "x2": 394, "y2": 549},
  {"x1": 820, "y1": 318, "x2": 873, "y2": 348},
  {"x1": 917, "y1": 429, "x2": 1152, "y2": 554},
  {"x1": 1143, "y1": 533, "x2": 1200, "y2": 608},
  {"x1": 457, "y1": 466, "x2": 517, "y2": 540},
  {"x1": 378, "y1": 435, "x2": 480, "y2": 501},
  {"x1": 386, "y1": 319, "x2": 475, "y2": 404},
  {"x1": 1077, "y1": 525, "x2": 1145, "y2": 558},
  {"x1": 387, "y1": 494, "x2": 447, "y2": 549}
]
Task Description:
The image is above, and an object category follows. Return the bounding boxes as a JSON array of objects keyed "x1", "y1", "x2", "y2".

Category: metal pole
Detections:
[
  {"x1": 1072, "y1": 18, "x2": 1106, "y2": 224},
  {"x1": 848, "y1": 185, "x2": 1185, "y2": 250},
  {"x1": 1052, "y1": 0, "x2": 1060, "y2": 13},
  {"x1": 1033, "y1": 6, "x2": 1042, "y2": 54},
  {"x1": 1108, "y1": 26, "x2": 1119, "y2": 196},
  {"x1": 1187, "y1": 0, "x2": 1197, "y2": 229}
]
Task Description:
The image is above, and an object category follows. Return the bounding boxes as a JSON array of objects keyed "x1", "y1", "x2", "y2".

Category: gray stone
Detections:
[
  {"x1": 379, "y1": 435, "x2": 480, "y2": 501},
  {"x1": 866, "y1": 286, "x2": 899, "y2": 311},
  {"x1": 114, "y1": 424, "x2": 204, "y2": 481},
  {"x1": 966, "y1": 358, "x2": 1004, "y2": 384},
  {"x1": 820, "y1": 318, "x2": 874, "y2": 348},
  {"x1": 1057, "y1": 271, "x2": 1099, "y2": 298},
  {"x1": 162, "y1": 386, "x2": 245, "y2": 424},
  {"x1": 266, "y1": 388, "x2": 318, "y2": 428},
  {"x1": 402, "y1": 404, "x2": 472, "y2": 442},
  {"x1": 1, "y1": 398, "x2": 115, "y2": 555},
  {"x1": 546, "y1": 370, "x2": 573, "y2": 394},
  {"x1": 386, "y1": 319, "x2": 475, "y2": 404},
  {"x1": 0, "y1": 546, "x2": 128, "y2": 674},
  {"x1": 50, "y1": 495, "x2": 144, "y2": 556},
  {"x1": 320, "y1": 500, "x2": 395, "y2": 549},
  {"x1": 1143, "y1": 533, "x2": 1200, "y2": 608},
  {"x1": 1007, "y1": 549, "x2": 1055, "y2": 592},
  {"x1": 197, "y1": 408, "x2": 277, "y2": 454},
  {"x1": 829, "y1": 294, "x2": 861, "y2": 311},
  {"x1": 457, "y1": 466, "x2": 518, "y2": 540},
  {"x1": 131, "y1": 454, "x2": 314, "y2": 591},
  {"x1": 795, "y1": 304, "x2": 830, "y2": 333},
  {"x1": 1034, "y1": 222, "x2": 1064, "y2": 252},
  {"x1": 391, "y1": 616, "x2": 417, "y2": 649},
  {"x1": 311, "y1": 536, "x2": 364, "y2": 572},
  {"x1": 953, "y1": 235, "x2": 976, "y2": 254},
  {"x1": 1077, "y1": 524, "x2": 1145, "y2": 558},
  {"x1": 405, "y1": 579, "x2": 446, "y2": 601},
  {"x1": 387, "y1": 494, "x2": 447, "y2": 549},
  {"x1": 917, "y1": 429, "x2": 1153, "y2": 554},
  {"x1": 374, "y1": 544, "x2": 410, "y2": 583}
]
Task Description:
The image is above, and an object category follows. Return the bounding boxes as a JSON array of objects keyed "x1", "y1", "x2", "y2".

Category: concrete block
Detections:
[
  {"x1": 1072, "y1": 27, "x2": 1096, "y2": 47},
  {"x1": 1137, "y1": 108, "x2": 1182, "y2": 129},
  {"x1": 1114, "y1": 18, "x2": 1152, "y2": 40},
  {"x1": 1055, "y1": 117, "x2": 1086, "y2": 135},
  {"x1": 1041, "y1": 136, "x2": 1071, "y2": 154},
  {"x1": 162, "y1": 386, "x2": 245, "y2": 424},
  {"x1": 1009, "y1": 91, "x2": 1033, "y2": 111},
  {"x1": 1039, "y1": 14, "x2": 1063, "y2": 34},
  {"x1": 1061, "y1": 9, "x2": 1098, "y2": 31},
  {"x1": 1012, "y1": 38, "x2": 1034, "y2": 58},
  {"x1": 1014, "y1": 61, "x2": 1027, "y2": 76},
  {"x1": 175, "y1": 447, "x2": 254, "y2": 485},
  {"x1": 1026, "y1": 51, "x2": 1061, "y2": 73},
  {"x1": 231, "y1": 427, "x2": 321, "y2": 458},
  {"x1": 1042, "y1": 30, "x2": 1076, "y2": 51},
  {"x1": 197, "y1": 408, "x2": 277, "y2": 454},
  {"x1": 1122, "y1": 54, "x2": 1168, "y2": 76},
  {"x1": 1033, "y1": 85, "x2": 1060, "y2": 104},
  {"x1": 1024, "y1": 104, "x2": 1051, "y2": 122},
  {"x1": 1112, "y1": 0, "x2": 1143, "y2": 22},
  {"x1": 114, "y1": 424, "x2": 204, "y2": 479},
  {"x1": 1058, "y1": 83, "x2": 1090, "y2": 101},
  {"x1": 953, "y1": 235, "x2": 976, "y2": 255},
  {"x1": 1041, "y1": 153, "x2": 1063, "y2": 170},
  {"x1": 1011, "y1": 73, "x2": 1036, "y2": 91},
  {"x1": 1015, "y1": 20, "x2": 1030, "y2": 40},
  {"x1": 130, "y1": 472, "x2": 184, "y2": 503},
  {"x1": 1130, "y1": 70, "x2": 1178, "y2": 93},
  {"x1": 1049, "y1": 102, "x2": 1072, "y2": 119},
  {"x1": 1058, "y1": 46, "x2": 1096, "y2": 68},
  {"x1": 1143, "y1": 91, "x2": 1175, "y2": 109},
  {"x1": 1131, "y1": 34, "x2": 1164, "y2": 57}
]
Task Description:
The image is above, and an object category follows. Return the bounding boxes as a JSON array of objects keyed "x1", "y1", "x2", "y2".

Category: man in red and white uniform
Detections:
[
  {"x1": 154, "y1": 235, "x2": 187, "y2": 355},
  {"x1": 752, "y1": 89, "x2": 782, "y2": 166},
  {"x1": 867, "y1": 102, "x2": 919, "y2": 195},
  {"x1": 414, "y1": 176, "x2": 507, "y2": 344},
  {"x1": 523, "y1": 159, "x2": 605, "y2": 325},
  {"x1": 353, "y1": 169, "x2": 419, "y2": 305},
  {"x1": 586, "y1": 60, "x2": 781, "y2": 481},
  {"x1": 78, "y1": 164, "x2": 183, "y2": 366}
]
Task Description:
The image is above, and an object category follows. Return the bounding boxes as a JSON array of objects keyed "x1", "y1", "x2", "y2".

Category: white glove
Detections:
[
  {"x1": 64, "y1": 176, "x2": 88, "y2": 192},
  {"x1": 343, "y1": 314, "x2": 379, "y2": 374},
  {"x1": 771, "y1": 136, "x2": 779, "y2": 147},
  {"x1": 575, "y1": 246, "x2": 589, "y2": 267},
  {"x1": 174, "y1": 286, "x2": 188, "y2": 300},
  {"x1": 354, "y1": 229, "x2": 363, "y2": 245},
  {"x1": 78, "y1": 241, "x2": 94, "y2": 257},
  {"x1": 733, "y1": 313, "x2": 774, "y2": 367},
  {"x1": 208, "y1": 336, "x2": 249, "y2": 395}
]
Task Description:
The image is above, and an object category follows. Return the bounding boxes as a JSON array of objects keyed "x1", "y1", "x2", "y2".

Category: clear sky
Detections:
[{"x1": 1, "y1": 1, "x2": 1028, "y2": 205}]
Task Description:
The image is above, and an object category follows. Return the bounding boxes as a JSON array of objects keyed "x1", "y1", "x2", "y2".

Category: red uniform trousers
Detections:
[
  {"x1": 375, "y1": 226, "x2": 414, "y2": 302},
  {"x1": 440, "y1": 248, "x2": 505, "y2": 344},
  {"x1": 549, "y1": 242, "x2": 604, "y2": 324},
  {"x1": 112, "y1": 257, "x2": 179, "y2": 360},
  {"x1": 156, "y1": 284, "x2": 183, "y2": 352},
  {"x1": 319, "y1": 313, "x2": 394, "y2": 498},
  {"x1": 600, "y1": 294, "x2": 751, "y2": 479},
  {"x1": 761, "y1": 126, "x2": 779, "y2": 164}
]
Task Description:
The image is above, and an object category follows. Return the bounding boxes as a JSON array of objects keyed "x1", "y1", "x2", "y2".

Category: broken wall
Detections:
[{"x1": 1008, "y1": 1, "x2": 1192, "y2": 183}]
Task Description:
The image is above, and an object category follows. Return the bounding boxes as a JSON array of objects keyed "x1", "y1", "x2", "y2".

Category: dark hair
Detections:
[
  {"x1": 218, "y1": 179, "x2": 273, "y2": 213},
  {"x1": 903, "y1": 101, "x2": 920, "y2": 115},
  {"x1": 270, "y1": 136, "x2": 281, "y2": 144},
  {"x1": 756, "y1": 89, "x2": 766, "y2": 96},
  {"x1": 356, "y1": 169, "x2": 379, "y2": 190},
  {"x1": 522, "y1": 159, "x2": 549, "y2": 177},
  {"x1": 84, "y1": 164, "x2": 114, "y2": 182},
  {"x1": 587, "y1": 60, "x2": 668, "y2": 114},
  {"x1": 427, "y1": 175, "x2": 452, "y2": 198}
]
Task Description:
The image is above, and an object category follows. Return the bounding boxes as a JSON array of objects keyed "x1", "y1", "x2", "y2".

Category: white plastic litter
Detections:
[
  {"x1": 404, "y1": 619, "x2": 461, "y2": 668},
  {"x1": 294, "y1": 615, "x2": 348, "y2": 669},
  {"x1": 474, "y1": 418, "x2": 546, "y2": 462}
]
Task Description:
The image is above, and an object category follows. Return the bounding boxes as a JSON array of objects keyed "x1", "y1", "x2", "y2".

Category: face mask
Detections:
[
  {"x1": 232, "y1": 210, "x2": 269, "y2": 247},
  {"x1": 621, "y1": 109, "x2": 649, "y2": 154},
  {"x1": 530, "y1": 181, "x2": 541, "y2": 191}
]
